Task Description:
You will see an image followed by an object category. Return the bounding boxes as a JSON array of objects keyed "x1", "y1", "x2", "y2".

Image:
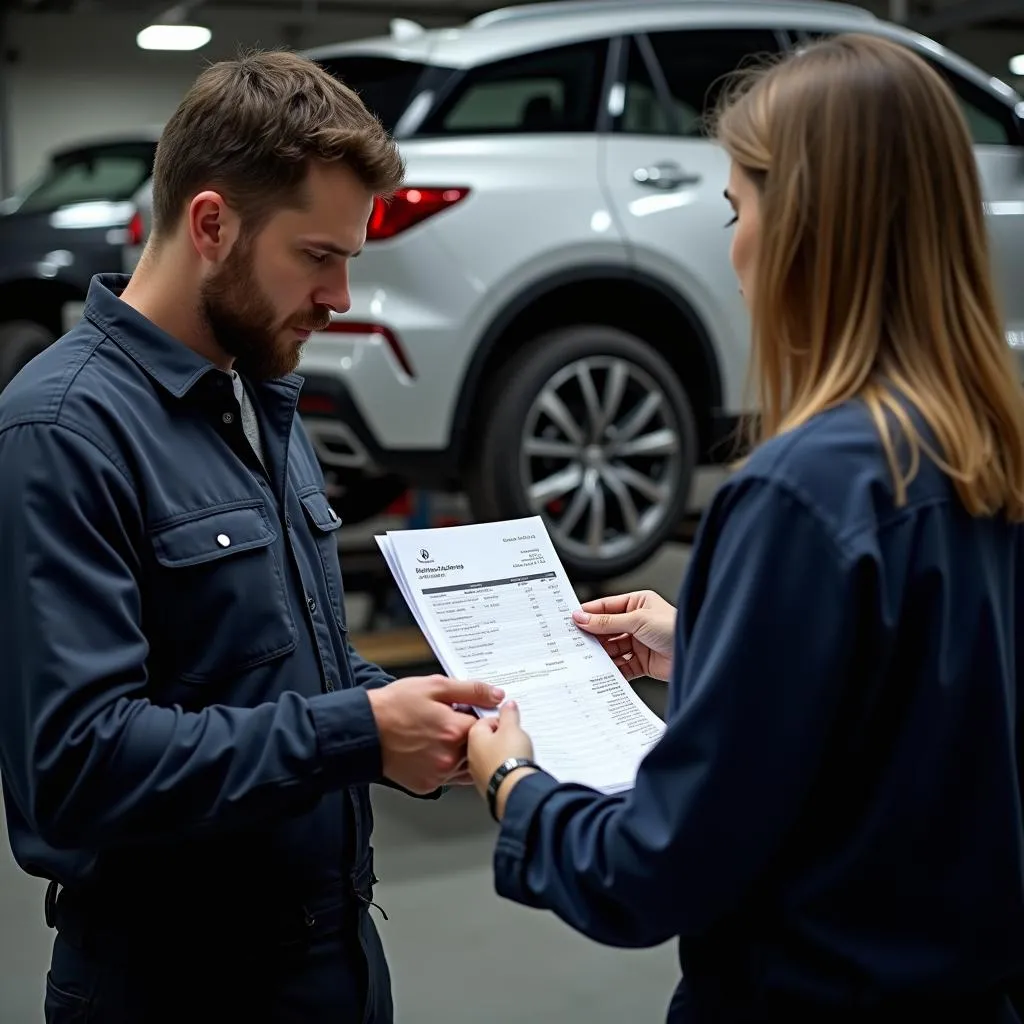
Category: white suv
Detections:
[{"x1": 130, "y1": 0, "x2": 1024, "y2": 580}]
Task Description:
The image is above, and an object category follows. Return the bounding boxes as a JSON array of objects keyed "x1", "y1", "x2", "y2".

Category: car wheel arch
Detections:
[{"x1": 452, "y1": 264, "x2": 724, "y2": 466}]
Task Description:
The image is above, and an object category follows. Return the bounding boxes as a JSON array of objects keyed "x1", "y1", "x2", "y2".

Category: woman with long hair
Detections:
[{"x1": 467, "y1": 33, "x2": 1024, "y2": 1022}]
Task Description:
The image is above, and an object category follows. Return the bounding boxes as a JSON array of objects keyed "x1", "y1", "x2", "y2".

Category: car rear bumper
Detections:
[
  {"x1": 296, "y1": 369, "x2": 462, "y2": 485},
  {"x1": 297, "y1": 363, "x2": 742, "y2": 486}
]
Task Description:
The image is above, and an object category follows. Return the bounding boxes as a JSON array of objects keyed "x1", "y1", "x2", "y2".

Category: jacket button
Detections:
[
  {"x1": 222, "y1": 412, "x2": 234, "y2": 425},
  {"x1": 325, "y1": 678, "x2": 335, "y2": 693},
  {"x1": 307, "y1": 596, "x2": 317, "y2": 614},
  {"x1": 285, "y1": 514, "x2": 292, "y2": 529},
  {"x1": 216, "y1": 534, "x2": 230, "y2": 547}
]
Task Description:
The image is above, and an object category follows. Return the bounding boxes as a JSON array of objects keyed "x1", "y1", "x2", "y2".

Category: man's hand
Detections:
[{"x1": 366, "y1": 676, "x2": 504, "y2": 794}]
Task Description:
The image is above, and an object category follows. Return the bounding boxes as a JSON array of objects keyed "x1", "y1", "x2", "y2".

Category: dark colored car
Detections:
[{"x1": 0, "y1": 130, "x2": 159, "y2": 390}]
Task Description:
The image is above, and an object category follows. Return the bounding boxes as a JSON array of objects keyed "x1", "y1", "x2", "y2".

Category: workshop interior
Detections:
[{"x1": 1, "y1": 0, "x2": 1023, "y2": 1020}]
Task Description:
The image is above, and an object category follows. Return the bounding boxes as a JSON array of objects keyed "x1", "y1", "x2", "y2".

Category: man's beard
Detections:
[{"x1": 199, "y1": 239, "x2": 332, "y2": 381}]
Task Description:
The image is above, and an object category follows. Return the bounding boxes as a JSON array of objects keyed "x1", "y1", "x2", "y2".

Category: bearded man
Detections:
[{"x1": 0, "y1": 49, "x2": 501, "y2": 1024}]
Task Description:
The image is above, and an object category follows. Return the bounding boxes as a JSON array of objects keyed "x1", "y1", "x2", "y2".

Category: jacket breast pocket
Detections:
[
  {"x1": 297, "y1": 488, "x2": 346, "y2": 629},
  {"x1": 148, "y1": 502, "x2": 297, "y2": 685}
]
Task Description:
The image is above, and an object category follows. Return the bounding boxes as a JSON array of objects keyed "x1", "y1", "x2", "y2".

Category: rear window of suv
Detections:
[
  {"x1": 317, "y1": 56, "x2": 437, "y2": 133},
  {"x1": 416, "y1": 39, "x2": 610, "y2": 135},
  {"x1": 15, "y1": 142, "x2": 156, "y2": 215},
  {"x1": 789, "y1": 30, "x2": 1021, "y2": 146}
]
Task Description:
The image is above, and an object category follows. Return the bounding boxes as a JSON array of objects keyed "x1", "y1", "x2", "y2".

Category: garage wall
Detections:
[{"x1": 3, "y1": 9, "x2": 1023, "y2": 193}]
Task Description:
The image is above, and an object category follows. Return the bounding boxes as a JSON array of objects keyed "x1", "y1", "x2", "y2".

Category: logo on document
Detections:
[{"x1": 417, "y1": 548, "x2": 433, "y2": 563}]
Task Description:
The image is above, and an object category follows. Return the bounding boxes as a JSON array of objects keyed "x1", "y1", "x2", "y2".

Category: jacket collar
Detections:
[{"x1": 84, "y1": 274, "x2": 303, "y2": 399}]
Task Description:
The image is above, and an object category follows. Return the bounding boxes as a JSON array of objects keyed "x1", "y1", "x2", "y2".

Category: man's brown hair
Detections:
[{"x1": 151, "y1": 48, "x2": 405, "y2": 239}]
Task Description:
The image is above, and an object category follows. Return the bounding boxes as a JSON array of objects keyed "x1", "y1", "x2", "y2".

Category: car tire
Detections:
[
  {"x1": 467, "y1": 324, "x2": 698, "y2": 582},
  {"x1": 0, "y1": 320, "x2": 55, "y2": 391}
]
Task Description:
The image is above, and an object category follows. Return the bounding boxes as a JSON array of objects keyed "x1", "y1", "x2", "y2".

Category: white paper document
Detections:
[{"x1": 375, "y1": 516, "x2": 666, "y2": 794}]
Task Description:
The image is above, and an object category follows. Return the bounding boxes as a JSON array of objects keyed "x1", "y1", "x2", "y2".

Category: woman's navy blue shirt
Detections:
[{"x1": 495, "y1": 399, "x2": 1024, "y2": 1022}]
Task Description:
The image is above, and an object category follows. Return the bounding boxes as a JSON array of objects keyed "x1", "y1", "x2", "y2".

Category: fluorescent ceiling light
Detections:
[
  {"x1": 137, "y1": 24, "x2": 211, "y2": 51},
  {"x1": 1009, "y1": 54, "x2": 1024, "y2": 76}
]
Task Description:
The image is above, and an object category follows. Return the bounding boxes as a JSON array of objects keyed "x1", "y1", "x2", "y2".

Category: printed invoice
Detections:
[{"x1": 375, "y1": 516, "x2": 666, "y2": 794}]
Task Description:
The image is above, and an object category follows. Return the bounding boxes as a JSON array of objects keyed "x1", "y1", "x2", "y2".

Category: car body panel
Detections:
[{"x1": 112, "y1": 2, "x2": 1024, "y2": 567}]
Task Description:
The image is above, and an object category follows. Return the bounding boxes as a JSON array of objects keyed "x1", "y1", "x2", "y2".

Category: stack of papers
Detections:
[{"x1": 375, "y1": 516, "x2": 666, "y2": 794}]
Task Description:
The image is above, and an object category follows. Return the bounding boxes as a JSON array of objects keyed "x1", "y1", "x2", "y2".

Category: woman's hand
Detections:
[
  {"x1": 468, "y1": 702, "x2": 536, "y2": 819},
  {"x1": 572, "y1": 590, "x2": 677, "y2": 682}
]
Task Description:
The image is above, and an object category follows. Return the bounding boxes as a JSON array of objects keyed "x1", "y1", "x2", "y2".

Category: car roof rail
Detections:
[
  {"x1": 390, "y1": 17, "x2": 426, "y2": 39},
  {"x1": 469, "y1": 0, "x2": 876, "y2": 30}
]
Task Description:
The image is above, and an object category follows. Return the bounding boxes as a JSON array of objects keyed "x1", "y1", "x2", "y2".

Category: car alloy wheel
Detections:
[{"x1": 519, "y1": 355, "x2": 686, "y2": 565}]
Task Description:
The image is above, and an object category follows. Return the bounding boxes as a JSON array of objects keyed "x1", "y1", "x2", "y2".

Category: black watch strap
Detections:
[{"x1": 487, "y1": 757, "x2": 540, "y2": 822}]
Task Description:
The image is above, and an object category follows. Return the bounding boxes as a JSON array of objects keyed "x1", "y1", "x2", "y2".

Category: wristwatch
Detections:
[{"x1": 487, "y1": 757, "x2": 540, "y2": 822}]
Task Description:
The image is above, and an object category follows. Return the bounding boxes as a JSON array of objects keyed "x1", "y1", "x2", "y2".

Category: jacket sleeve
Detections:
[
  {"x1": 0, "y1": 420, "x2": 383, "y2": 850},
  {"x1": 493, "y1": 477, "x2": 866, "y2": 948},
  {"x1": 345, "y1": 625, "x2": 447, "y2": 800},
  {"x1": 347, "y1": 644, "x2": 394, "y2": 692}
]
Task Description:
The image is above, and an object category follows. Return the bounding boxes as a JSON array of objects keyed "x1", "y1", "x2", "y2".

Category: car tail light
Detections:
[
  {"x1": 367, "y1": 187, "x2": 469, "y2": 241},
  {"x1": 386, "y1": 491, "x2": 412, "y2": 516},
  {"x1": 321, "y1": 320, "x2": 416, "y2": 379},
  {"x1": 297, "y1": 394, "x2": 338, "y2": 416},
  {"x1": 126, "y1": 210, "x2": 144, "y2": 247}
]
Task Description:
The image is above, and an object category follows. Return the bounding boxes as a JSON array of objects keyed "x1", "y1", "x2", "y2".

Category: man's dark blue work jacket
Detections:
[{"x1": 0, "y1": 274, "x2": 397, "y2": 922}]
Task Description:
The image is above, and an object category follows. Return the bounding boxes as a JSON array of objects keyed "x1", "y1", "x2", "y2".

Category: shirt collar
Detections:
[{"x1": 84, "y1": 273, "x2": 303, "y2": 399}]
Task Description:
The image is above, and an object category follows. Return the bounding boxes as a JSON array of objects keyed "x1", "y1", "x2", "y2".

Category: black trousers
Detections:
[{"x1": 44, "y1": 885, "x2": 393, "y2": 1024}]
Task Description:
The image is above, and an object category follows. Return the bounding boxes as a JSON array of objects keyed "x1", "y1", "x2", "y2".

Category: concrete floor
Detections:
[{"x1": 0, "y1": 538, "x2": 695, "y2": 1024}]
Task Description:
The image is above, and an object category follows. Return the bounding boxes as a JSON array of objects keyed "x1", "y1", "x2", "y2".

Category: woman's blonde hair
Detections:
[{"x1": 714, "y1": 32, "x2": 1024, "y2": 519}]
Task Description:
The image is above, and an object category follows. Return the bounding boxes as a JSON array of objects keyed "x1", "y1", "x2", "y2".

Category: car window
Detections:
[
  {"x1": 619, "y1": 39, "x2": 676, "y2": 136},
  {"x1": 417, "y1": 39, "x2": 609, "y2": 135},
  {"x1": 619, "y1": 29, "x2": 781, "y2": 138},
  {"x1": 317, "y1": 56, "x2": 438, "y2": 133},
  {"x1": 15, "y1": 143, "x2": 156, "y2": 214},
  {"x1": 789, "y1": 31, "x2": 1020, "y2": 147},
  {"x1": 930, "y1": 65, "x2": 1020, "y2": 146}
]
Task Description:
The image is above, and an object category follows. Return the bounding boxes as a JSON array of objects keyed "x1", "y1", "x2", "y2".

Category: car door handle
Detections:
[{"x1": 633, "y1": 162, "x2": 701, "y2": 189}]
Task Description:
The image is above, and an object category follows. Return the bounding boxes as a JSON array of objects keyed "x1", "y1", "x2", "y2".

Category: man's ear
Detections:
[{"x1": 186, "y1": 190, "x2": 241, "y2": 264}]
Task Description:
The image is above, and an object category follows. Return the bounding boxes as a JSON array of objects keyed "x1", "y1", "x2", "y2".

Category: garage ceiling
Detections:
[
  {"x1": 8, "y1": 0, "x2": 1024, "y2": 33},
  {"x1": 9, "y1": 0, "x2": 518, "y2": 14},
  {"x1": 909, "y1": 0, "x2": 1024, "y2": 32}
]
